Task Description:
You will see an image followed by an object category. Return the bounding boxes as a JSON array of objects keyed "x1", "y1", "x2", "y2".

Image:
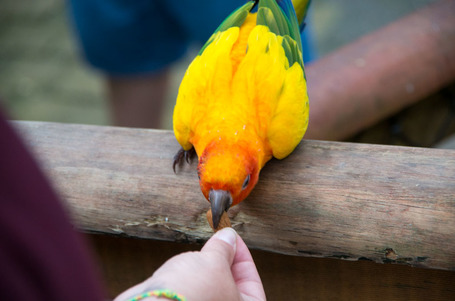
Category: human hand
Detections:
[{"x1": 114, "y1": 228, "x2": 266, "y2": 301}]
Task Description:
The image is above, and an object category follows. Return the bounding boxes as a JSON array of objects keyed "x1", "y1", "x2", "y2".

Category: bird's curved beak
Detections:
[{"x1": 209, "y1": 189, "x2": 232, "y2": 229}]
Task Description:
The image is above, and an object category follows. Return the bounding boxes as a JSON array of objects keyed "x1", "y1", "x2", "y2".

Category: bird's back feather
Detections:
[{"x1": 173, "y1": 0, "x2": 309, "y2": 164}]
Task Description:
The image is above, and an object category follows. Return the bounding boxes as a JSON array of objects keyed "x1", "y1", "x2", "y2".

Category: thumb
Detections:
[{"x1": 201, "y1": 227, "x2": 238, "y2": 265}]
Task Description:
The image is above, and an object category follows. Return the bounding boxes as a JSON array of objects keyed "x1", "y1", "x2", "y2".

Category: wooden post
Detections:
[
  {"x1": 14, "y1": 121, "x2": 455, "y2": 270},
  {"x1": 305, "y1": 0, "x2": 455, "y2": 140}
]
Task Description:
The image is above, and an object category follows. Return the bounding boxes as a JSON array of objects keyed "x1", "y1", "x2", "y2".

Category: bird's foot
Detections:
[{"x1": 173, "y1": 147, "x2": 196, "y2": 173}]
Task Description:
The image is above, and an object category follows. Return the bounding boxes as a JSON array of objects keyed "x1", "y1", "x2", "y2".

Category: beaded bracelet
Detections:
[{"x1": 127, "y1": 289, "x2": 186, "y2": 301}]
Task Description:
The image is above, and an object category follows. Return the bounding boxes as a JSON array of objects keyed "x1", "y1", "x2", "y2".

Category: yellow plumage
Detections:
[
  {"x1": 172, "y1": 0, "x2": 309, "y2": 227},
  {"x1": 174, "y1": 20, "x2": 308, "y2": 163}
]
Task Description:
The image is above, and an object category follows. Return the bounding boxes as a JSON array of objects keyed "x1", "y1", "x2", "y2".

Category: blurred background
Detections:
[
  {"x1": 1, "y1": 0, "x2": 454, "y2": 147},
  {"x1": 2, "y1": 2, "x2": 454, "y2": 300}
]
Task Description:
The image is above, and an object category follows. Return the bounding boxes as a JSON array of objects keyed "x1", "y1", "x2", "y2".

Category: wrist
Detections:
[{"x1": 125, "y1": 289, "x2": 186, "y2": 301}]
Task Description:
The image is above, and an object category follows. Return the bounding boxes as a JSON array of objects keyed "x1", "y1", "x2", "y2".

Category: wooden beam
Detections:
[
  {"x1": 306, "y1": 0, "x2": 455, "y2": 140},
  {"x1": 14, "y1": 121, "x2": 455, "y2": 270}
]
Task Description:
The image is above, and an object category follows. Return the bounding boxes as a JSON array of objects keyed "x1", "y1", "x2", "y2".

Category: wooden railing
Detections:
[{"x1": 14, "y1": 121, "x2": 455, "y2": 271}]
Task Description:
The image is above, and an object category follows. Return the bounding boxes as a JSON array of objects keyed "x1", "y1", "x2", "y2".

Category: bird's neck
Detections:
[{"x1": 193, "y1": 129, "x2": 271, "y2": 169}]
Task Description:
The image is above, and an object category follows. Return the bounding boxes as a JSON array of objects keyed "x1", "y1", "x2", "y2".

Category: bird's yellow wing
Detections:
[{"x1": 173, "y1": 28, "x2": 240, "y2": 151}]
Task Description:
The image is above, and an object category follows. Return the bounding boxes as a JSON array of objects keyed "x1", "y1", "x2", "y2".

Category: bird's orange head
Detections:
[{"x1": 197, "y1": 140, "x2": 260, "y2": 228}]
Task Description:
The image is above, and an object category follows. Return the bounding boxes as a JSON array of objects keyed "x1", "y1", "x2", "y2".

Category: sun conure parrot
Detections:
[{"x1": 173, "y1": 0, "x2": 311, "y2": 229}]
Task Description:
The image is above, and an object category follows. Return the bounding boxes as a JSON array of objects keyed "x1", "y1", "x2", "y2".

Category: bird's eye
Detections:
[{"x1": 242, "y1": 174, "x2": 250, "y2": 190}]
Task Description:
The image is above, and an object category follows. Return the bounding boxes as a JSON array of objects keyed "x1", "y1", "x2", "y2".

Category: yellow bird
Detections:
[{"x1": 173, "y1": 0, "x2": 310, "y2": 228}]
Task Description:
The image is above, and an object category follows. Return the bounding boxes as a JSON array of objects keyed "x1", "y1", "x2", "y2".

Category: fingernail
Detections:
[{"x1": 214, "y1": 227, "x2": 237, "y2": 248}]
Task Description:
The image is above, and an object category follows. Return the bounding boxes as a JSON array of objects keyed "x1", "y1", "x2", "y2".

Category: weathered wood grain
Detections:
[{"x1": 14, "y1": 121, "x2": 455, "y2": 270}]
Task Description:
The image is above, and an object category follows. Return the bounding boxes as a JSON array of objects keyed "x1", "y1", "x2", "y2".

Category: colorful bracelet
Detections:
[{"x1": 127, "y1": 289, "x2": 186, "y2": 301}]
